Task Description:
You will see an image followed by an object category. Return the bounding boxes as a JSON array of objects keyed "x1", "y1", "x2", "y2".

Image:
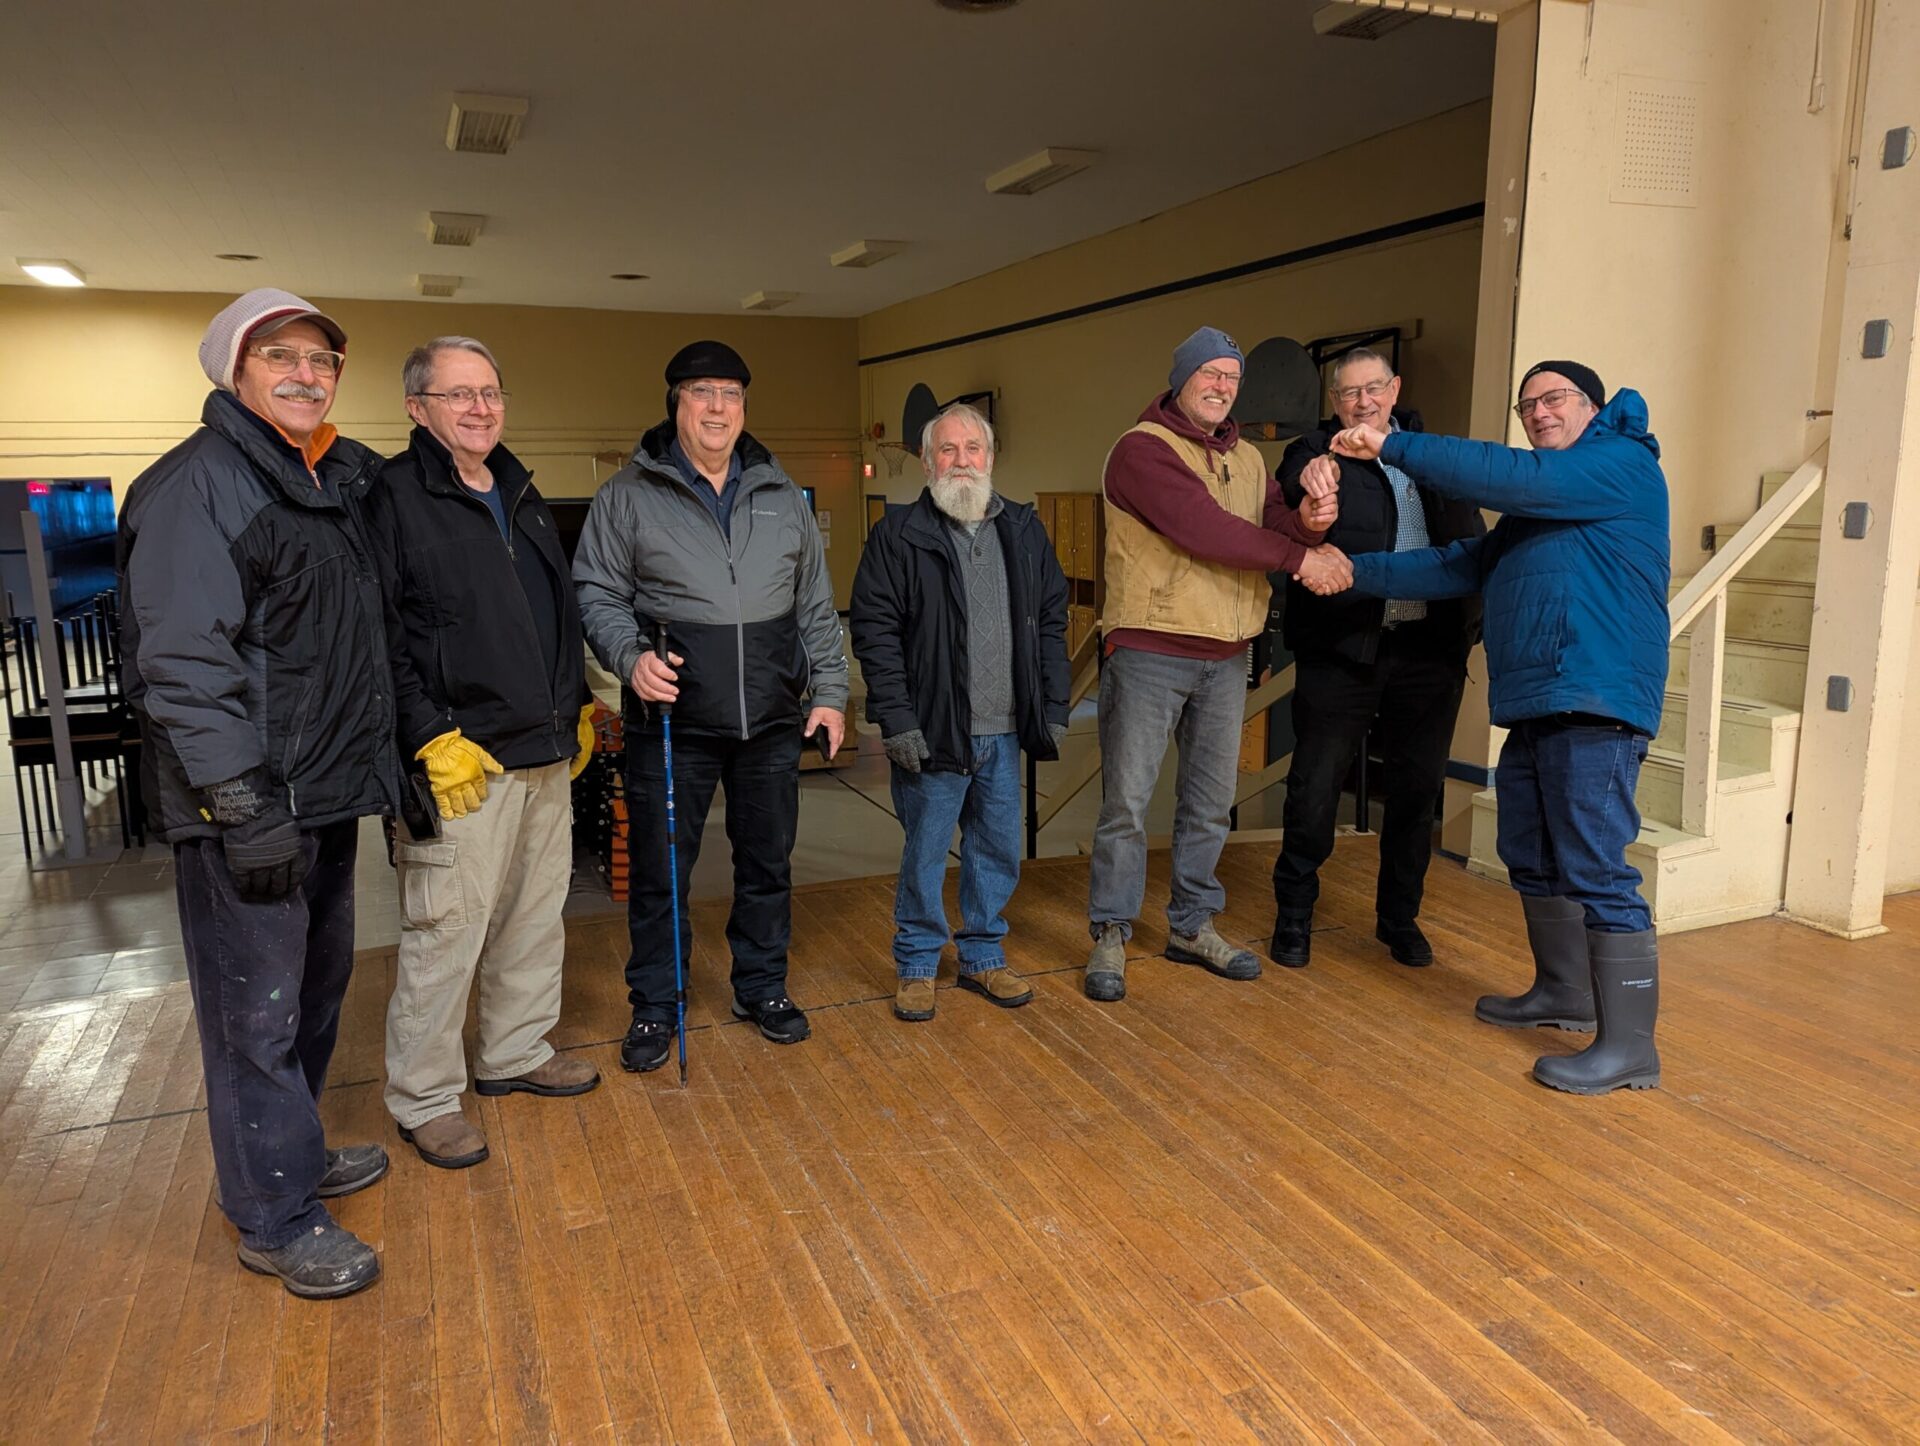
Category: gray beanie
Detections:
[
  {"x1": 199, "y1": 288, "x2": 348, "y2": 393},
  {"x1": 1168, "y1": 326, "x2": 1243, "y2": 395}
]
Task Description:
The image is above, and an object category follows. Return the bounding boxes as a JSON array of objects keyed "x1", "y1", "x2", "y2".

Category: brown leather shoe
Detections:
[
  {"x1": 894, "y1": 977, "x2": 936, "y2": 1022},
  {"x1": 957, "y1": 967, "x2": 1033, "y2": 1009},
  {"x1": 398, "y1": 1111, "x2": 489, "y2": 1170},
  {"x1": 474, "y1": 1052, "x2": 601, "y2": 1098}
]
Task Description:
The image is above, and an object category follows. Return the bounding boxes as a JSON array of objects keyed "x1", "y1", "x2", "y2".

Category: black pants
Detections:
[
  {"x1": 1272, "y1": 625, "x2": 1465, "y2": 923},
  {"x1": 175, "y1": 820, "x2": 359, "y2": 1250},
  {"x1": 624, "y1": 722, "x2": 802, "y2": 1022}
]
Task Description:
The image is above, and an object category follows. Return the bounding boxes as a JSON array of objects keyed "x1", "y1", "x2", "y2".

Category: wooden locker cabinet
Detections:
[{"x1": 1035, "y1": 491, "x2": 1104, "y2": 655}]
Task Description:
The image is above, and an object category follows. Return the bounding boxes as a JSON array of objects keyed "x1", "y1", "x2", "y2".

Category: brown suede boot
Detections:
[
  {"x1": 894, "y1": 977, "x2": 936, "y2": 1022},
  {"x1": 957, "y1": 967, "x2": 1033, "y2": 1009},
  {"x1": 398, "y1": 1111, "x2": 490, "y2": 1170},
  {"x1": 475, "y1": 1052, "x2": 601, "y2": 1098}
]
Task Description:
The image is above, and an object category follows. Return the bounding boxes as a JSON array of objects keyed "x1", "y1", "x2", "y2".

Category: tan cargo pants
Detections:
[{"x1": 384, "y1": 760, "x2": 574, "y2": 1129}]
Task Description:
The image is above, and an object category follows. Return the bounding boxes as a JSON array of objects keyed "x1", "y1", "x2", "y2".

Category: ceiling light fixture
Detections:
[
  {"x1": 416, "y1": 274, "x2": 462, "y2": 298},
  {"x1": 984, "y1": 147, "x2": 1098, "y2": 196},
  {"x1": 830, "y1": 240, "x2": 905, "y2": 269},
  {"x1": 17, "y1": 258, "x2": 86, "y2": 287},
  {"x1": 741, "y1": 290, "x2": 798, "y2": 311},
  {"x1": 445, "y1": 93, "x2": 529, "y2": 155},
  {"x1": 214, "y1": 253, "x2": 260, "y2": 262},
  {"x1": 427, "y1": 211, "x2": 486, "y2": 246}
]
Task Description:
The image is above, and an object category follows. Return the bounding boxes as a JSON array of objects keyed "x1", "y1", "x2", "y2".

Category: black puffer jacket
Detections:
[
  {"x1": 117, "y1": 390, "x2": 402, "y2": 841},
  {"x1": 850, "y1": 490, "x2": 1070, "y2": 773},
  {"x1": 1276, "y1": 411, "x2": 1485, "y2": 666},
  {"x1": 361, "y1": 427, "x2": 590, "y2": 768}
]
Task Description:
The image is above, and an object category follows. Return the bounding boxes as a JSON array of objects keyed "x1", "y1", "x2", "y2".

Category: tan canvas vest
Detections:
[{"x1": 1100, "y1": 421, "x2": 1270, "y2": 643}]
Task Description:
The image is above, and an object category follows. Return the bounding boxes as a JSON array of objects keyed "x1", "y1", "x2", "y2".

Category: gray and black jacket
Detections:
[
  {"x1": 116, "y1": 390, "x2": 403, "y2": 842},
  {"x1": 573, "y1": 421, "x2": 847, "y2": 738}
]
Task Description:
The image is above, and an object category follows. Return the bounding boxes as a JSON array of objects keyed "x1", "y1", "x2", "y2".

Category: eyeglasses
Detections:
[
  {"x1": 249, "y1": 344, "x2": 345, "y2": 377},
  {"x1": 1332, "y1": 378, "x2": 1395, "y2": 405},
  {"x1": 1194, "y1": 366, "x2": 1242, "y2": 388},
  {"x1": 414, "y1": 387, "x2": 510, "y2": 410},
  {"x1": 685, "y1": 382, "x2": 745, "y2": 406},
  {"x1": 1515, "y1": 387, "x2": 1588, "y2": 419}
]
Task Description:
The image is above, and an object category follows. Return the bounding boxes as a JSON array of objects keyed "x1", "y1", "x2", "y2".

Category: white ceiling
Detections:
[{"x1": 0, "y1": 1, "x2": 1494, "y2": 317}]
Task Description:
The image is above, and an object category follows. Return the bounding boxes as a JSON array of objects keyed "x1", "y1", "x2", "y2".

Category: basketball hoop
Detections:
[{"x1": 875, "y1": 441, "x2": 914, "y2": 479}]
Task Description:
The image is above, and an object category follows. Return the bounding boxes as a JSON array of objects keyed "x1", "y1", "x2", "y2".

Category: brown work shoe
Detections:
[
  {"x1": 398, "y1": 1111, "x2": 490, "y2": 1170},
  {"x1": 894, "y1": 977, "x2": 936, "y2": 1022},
  {"x1": 475, "y1": 1051, "x2": 601, "y2": 1098},
  {"x1": 957, "y1": 967, "x2": 1033, "y2": 1009}
]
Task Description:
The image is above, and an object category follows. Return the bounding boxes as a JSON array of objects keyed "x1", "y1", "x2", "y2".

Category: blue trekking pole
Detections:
[{"x1": 652, "y1": 619, "x2": 689, "y2": 1088}]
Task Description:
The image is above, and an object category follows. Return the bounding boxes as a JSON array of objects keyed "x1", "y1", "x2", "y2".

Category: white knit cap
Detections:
[{"x1": 198, "y1": 288, "x2": 348, "y2": 392}]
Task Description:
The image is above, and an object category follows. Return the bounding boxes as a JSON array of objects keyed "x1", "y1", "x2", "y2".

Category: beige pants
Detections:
[{"x1": 384, "y1": 760, "x2": 574, "y2": 1128}]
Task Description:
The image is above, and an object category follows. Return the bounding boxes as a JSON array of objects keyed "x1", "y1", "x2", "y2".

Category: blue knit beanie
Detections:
[{"x1": 1168, "y1": 326, "x2": 1243, "y2": 395}]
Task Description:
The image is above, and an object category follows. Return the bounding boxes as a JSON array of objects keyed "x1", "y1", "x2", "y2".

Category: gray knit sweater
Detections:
[{"x1": 949, "y1": 495, "x2": 1015, "y2": 736}]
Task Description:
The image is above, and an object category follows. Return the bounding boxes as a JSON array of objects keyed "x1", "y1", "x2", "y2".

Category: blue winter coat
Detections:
[{"x1": 1346, "y1": 389, "x2": 1671, "y2": 737}]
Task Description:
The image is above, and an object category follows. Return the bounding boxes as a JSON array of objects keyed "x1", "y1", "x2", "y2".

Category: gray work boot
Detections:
[
  {"x1": 1166, "y1": 922, "x2": 1262, "y2": 981},
  {"x1": 237, "y1": 1216, "x2": 380, "y2": 1299},
  {"x1": 1084, "y1": 924, "x2": 1127, "y2": 1002},
  {"x1": 1476, "y1": 894, "x2": 1596, "y2": 1031}
]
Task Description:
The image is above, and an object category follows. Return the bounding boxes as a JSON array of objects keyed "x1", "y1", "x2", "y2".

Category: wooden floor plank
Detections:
[{"x1": 1, "y1": 847, "x2": 1915, "y2": 1442}]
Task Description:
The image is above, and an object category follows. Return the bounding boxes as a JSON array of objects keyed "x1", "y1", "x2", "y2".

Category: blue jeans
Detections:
[
  {"x1": 889, "y1": 733, "x2": 1022, "y2": 979},
  {"x1": 175, "y1": 820, "x2": 359, "y2": 1250},
  {"x1": 1495, "y1": 716, "x2": 1652, "y2": 932},
  {"x1": 1088, "y1": 646, "x2": 1246, "y2": 940}
]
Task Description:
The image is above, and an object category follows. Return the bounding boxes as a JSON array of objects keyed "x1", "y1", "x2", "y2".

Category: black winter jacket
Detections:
[
  {"x1": 361, "y1": 428, "x2": 590, "y2": 768},
  {"x1": 850, "y1": 490, "x2": 1070, "y2": 773},
  {"x1": 117, "y1": 391, "x2": 403, "y2": 841},
  {"x1": 1276, "y1": 411, "x2": 1485, "y2": 667}
]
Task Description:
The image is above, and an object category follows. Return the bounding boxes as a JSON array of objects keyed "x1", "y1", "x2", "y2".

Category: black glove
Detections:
[{"x1": 204, "y1": 770, "x2": 310, "y2": 901}]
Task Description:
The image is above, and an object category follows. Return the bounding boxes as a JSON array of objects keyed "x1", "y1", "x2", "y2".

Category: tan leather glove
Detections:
[
  {"x1": 415, "y1": 728, "x2": 503, "y2": 819},
  {"x1": 570, "y1": 704, "x2": 598, "y2": 781}
]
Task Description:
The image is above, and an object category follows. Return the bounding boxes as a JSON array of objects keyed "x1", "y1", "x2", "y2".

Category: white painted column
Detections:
[{"x1": 1784, "y1": 0, "x2": 1920, "y2": 937}]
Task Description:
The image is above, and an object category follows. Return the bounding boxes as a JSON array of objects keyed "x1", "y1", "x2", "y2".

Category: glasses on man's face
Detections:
[
  {"x1": 415, "y1": 387, "x2": 510, "y2": 411},
  {"x1": 686, "y1": 382, "x2": 745, "y2": 407},
  {"x1": 1333, "y1": 378, "x2": 1394, "y2": 406},
  {"x1": 1194, "y1": 367, "x2": 1242, "y2": 389},
  {"x1": 249, "y1": 344, "x2": 344, "y2": 377},
  {"x1": 1515, "y1": 387, "x2": 1586, "y2": 419}
]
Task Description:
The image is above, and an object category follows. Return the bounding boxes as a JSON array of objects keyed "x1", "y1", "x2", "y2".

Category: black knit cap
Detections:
[
  {"x1": 1519, "y1": 359, "x2": 1605, "y2": 408},
  {"x1": 665, "y1": 339, "x2": 751, "y2": 387}
]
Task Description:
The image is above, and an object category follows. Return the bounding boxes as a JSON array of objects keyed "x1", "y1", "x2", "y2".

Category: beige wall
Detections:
[
  {"x1": 855, "y1": 102, "x2": 1493, "y2": 506},
  {"x1": 0, "y1": 287, "x2": 865, "y2": 600},
  {"x1": 1891, "y1": 610, "x2": 1920, "y2": 894}
]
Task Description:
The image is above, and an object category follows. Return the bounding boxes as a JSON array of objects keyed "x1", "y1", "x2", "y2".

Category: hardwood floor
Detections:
[{"x1": 2, "y1": 839, "x2": 1917, "y2": 1442}]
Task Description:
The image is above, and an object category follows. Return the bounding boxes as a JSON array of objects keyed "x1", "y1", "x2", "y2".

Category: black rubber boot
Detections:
[
  {"x1": 1532, "y1": 929, "x2": 1660, "y2": 1095},
  {"x1": 1268, "y1": 914, "x2": 1312, "y2": 969},
  {"x1": 1475, "y1": 895, "x2": 1595, "y2": 1031}
]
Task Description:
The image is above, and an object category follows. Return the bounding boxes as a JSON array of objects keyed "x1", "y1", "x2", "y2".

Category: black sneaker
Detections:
[
  {"x1": 1269, "y1": 918, "x2": 1312, "y2": 969},
  {"x1": 318, "y1": 1143, "x2": 389, "y2": 1199},
  {"x1": 732, "y1": 993, "x2": 811, "y2": 1044},
  {"x1": 237, "y1": 1217, "x2": 380, "y2": 1299},
  {"x1": 1376, "y1": 917, "x2": 1434, "y2": 968},
  {"x1": 620, "y1": 1017, "x2": 674, "y2": 1073}
]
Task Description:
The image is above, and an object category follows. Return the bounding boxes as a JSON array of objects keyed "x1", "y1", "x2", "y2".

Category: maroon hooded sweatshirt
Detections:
[{"x1": 1101, "y1": 391, "x2": 1324, "y2": 660}]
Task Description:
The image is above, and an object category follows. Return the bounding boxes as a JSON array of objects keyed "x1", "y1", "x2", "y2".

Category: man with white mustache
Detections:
[
  {"x1": 850, "y1": 404, "x2": 1070, "y2": 1022},
  {"x1": 1084, "y1": 327, "x2": 1342, "y2": 1003},
  {"x1": 117, "y1": 289, "x2": 402, "y2": 1298}
]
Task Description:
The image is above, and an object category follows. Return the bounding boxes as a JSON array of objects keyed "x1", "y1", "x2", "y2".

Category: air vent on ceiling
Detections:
[
  {"x1": 985, "y1": 147, "x2": 1098, "y2": 196},
  {"x1": 416, "y1": 274, "x2": 462, "y2": 298},
  {"x1": 830, "y1": 240, "x2": 905, "y2": 269},
  {"x1": 426, "y1": 211, "x2": 486, "y2": 246},
  {"x1": 741, "y1": 290, "x2": 798, "y2": 311},
  {"x1": 1311, "y1": 2, "x2": 1422, "y2": 39},
  {"x1": 445, "y1": 93, "x2": 528, "y2": 155}
]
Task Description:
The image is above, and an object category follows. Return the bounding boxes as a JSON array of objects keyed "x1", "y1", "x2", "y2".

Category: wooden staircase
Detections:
[{"x1": 1468, "y1": 472, "x2": 1815, "y2": 933}]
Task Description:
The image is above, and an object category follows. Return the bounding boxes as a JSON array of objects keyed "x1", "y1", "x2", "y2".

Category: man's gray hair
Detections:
[
  {"x1": 920, "y1": 402, "x2": 996, "y2": 463},
  {"x1": 403, "y1": 336, "x2": 503, "y2": 397},
  {"x1": 1329, "y1": 346, "x2": 1395, "y2": 389}
]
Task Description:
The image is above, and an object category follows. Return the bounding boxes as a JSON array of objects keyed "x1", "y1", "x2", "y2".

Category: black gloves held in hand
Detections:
[{"x1": 203, "y1": 769, "x2": 310, "y2": 901}]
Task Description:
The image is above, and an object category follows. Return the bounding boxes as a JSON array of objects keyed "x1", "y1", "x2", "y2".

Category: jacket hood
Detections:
[
  {"x1": 1581, "y1": 388, "x2": 1659, "y2": 461},
  {"x1": 631, "y1": 419, "x2": 776, "y2": 479},
  {"x1": 1138, "y1": 390, "x2": 1239, "y2": 452}
]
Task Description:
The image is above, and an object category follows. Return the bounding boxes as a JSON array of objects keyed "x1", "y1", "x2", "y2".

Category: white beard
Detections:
[{"x1": 930, "y1": 467, "x2": 992, "y2": 524}]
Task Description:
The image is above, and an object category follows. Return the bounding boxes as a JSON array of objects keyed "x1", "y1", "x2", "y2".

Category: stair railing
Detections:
[{"x1": 1666, "y1": 445, "x2": 1826, "y2": 835}]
